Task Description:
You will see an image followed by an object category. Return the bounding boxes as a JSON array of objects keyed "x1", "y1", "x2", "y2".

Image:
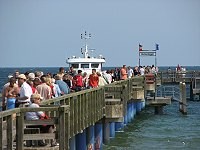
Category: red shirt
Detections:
[
  {"x1": 89, "y1": 74, "x2": 99, "y2": 88},
  {"x1": 73, "y1": 75, "x2": 83, "y2": 87}
]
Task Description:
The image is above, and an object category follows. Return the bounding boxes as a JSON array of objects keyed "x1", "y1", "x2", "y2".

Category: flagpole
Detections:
[
  {"x1": 138, "y1": 43, "x2": 141, "y2": 66},
  {"x1": 139, "y1": 51, "x2": 140, "y2": 67}
]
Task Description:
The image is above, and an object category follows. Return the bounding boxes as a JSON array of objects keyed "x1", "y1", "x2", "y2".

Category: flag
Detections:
[
  {"x1": 155, "y1": 43, "x2": 159, "y2": 50},
  {"x1": 139, "y1": 44, "x2": 142, "y2": 51}
]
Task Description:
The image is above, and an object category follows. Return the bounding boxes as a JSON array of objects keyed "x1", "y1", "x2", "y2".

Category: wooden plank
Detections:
[
  {"x1": 24, "y1": 119, "x2": 56, "y2": 126},
  {"x1": 0, "y1": 117, "x2": 3, "y2": 150},
  {"x1": 77, "y1": 95, "x2": 81, "y2": 133},
  {"x1": 16, "y1": 112, "x2": 24, "y2": 150},
  {"x1": 7, "y1": 115, "x2": 13, "y2": 150},
  {"x1": 59, "y1": 105, "x2": 66, "y2": 150},
  {"x1": 105, "y1": 99, "x2": 121, "y2": 102},
  {"x1": 69, "y1": 97, "x2": 74, "y2": 137},
  {"x1": 23, "y1": 133, "x2": 55, "y2": 140},
  {"x1": 65, "y1": 106, "x2": 70, "y2": 150},
  {"x1": 74, "y1": 96, "x2": 78, "y2": 134}
]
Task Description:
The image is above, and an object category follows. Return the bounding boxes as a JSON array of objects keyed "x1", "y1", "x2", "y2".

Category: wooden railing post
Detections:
[
  {"x1": 0, "y1": 116, "x2": 3, "y2": 150},
  {"x1": 59, "y1": 105, "x2": 70, "y2": 150},
  {"x1": 16, "y1": 111, "x2": 24, "y2": 150},
  {"x1": 6, "y1": 114, "x2": 13, "y2": 150}
]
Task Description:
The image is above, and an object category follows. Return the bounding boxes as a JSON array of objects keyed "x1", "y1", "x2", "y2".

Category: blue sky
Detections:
[{"x1": 0, "y1": 0, "x2": 199, "y2": 67}]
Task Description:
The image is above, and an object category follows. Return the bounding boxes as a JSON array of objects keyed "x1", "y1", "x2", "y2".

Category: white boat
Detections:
[{"x1": 66, "y1": 31, "x2": 106, "y2": 74}]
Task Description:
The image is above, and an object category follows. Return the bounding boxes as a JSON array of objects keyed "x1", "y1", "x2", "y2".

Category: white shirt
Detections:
[
  {"x1": 128, "y1": 68, "x2": 133, "y2": 78},
  {"x1": 26, "y1": 103, "x2": 44, "y2": 120},
  {"x1": 19, "y1": 82, "x2": 32, "y2": 103},
  {"x1": 140, "y1": 67, "x2": 145, "y2": 75}
]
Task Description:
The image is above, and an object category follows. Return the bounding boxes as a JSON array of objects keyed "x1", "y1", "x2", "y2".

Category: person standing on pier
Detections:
[
  {"x1": 36, "y1": 75, "x2": 51, "y2": 100},
  {"x1": 120, "y1": 65, "x2": 128, "y2": 80},
  {"x1": 127, "y1": 66, "x2": 134, "y2": 78},
  {"x1": 16, "y1": 74, "x2": 33, "y2": 107},
  {"x1": 5, "y1": 77, "x2": 19, "y2": 109},
  {"x1": 72, "y1": 70, "x2": 84, "y2": 92},
  {"x1": 88, "y1": 69, "x2": 99, "y2": 88}
]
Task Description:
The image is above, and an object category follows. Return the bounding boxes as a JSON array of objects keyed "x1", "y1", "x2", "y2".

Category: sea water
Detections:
[{"x1": 103, "y1": 101, "x2": 200, "y2": 150}]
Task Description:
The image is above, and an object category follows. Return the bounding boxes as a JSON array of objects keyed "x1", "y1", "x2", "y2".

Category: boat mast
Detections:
[{"x1": 81, "y1": 31, "x2": 91, "y2": 58}]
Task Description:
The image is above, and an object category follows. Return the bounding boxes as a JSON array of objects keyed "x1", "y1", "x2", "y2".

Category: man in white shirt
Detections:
[
  {"x1": 139, "y1": 66, "x2": 145, "y2": 75},
  {"x1": 16, "y1": 74, "x2": 32, "y2": 107},
  {"x1": 127, "y1": 66, "x2": 134, "y2": 78}
]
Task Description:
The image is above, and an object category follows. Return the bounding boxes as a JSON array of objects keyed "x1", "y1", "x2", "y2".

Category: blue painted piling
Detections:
[
  {"x1": 86, "y1": 125, "x2": 94, "y2": 150},
  {"x1": 127, "y1": 103, "x2": 132, "y2": 123},
  {"x1": 109, "y1": 122, "x2": 115, "y2": 138},
  {"x1": 115, "y1": 122, "x2": 124, "y2": 131},
  {"x1": 141, "y1": 100, "x2": 145, "y2": 109},
  {"x1": 76, "y1": 130, "x2": 86, "y2": 150},
  {"x1": 124, "y1": 108, "x2": 128, "y2": 125},
  {"x1": 103, "y1": 122, "x2": 110, "y2": 144},
  {"x1": 134, "y1": 102, "x2": 137, "y2": 116},
  {"x1": 95, "y1": 123, "x2": 103, "y2": 150},
  {"x1": 69, "y1": 136, "x2": 76, "y2": 150},
  {"x1": 130, "y1": 102, "x2": 134, "y2": 120},
  {"x1": 136, "y1": 101, "x2": 142, "y2": 114}
]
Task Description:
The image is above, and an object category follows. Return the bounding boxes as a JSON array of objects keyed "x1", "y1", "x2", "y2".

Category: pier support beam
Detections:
[
  {"x1": 76, "y1": 130, "x2": 86, "y2": 150},
  {"x1": 69, "y1": 136, "x2": 76, "y2": 150},
  {"x1": 136, "y1": 102, "x2": 142, "y2": 114},
  {"x1": 124, "y1": 111, "x2": 128, "y2": 125},
  {"x1": 179, "y1": 82, "x2": 187, "y2": 115},
  {"x1": 127, "y1": 103, "x2": 132, "y2": 123},
  {"x1": 103, "y1": 122, "x2": 110, "y2": 144},
  {"x1": 95, "y1": 123, "x2": 103, "y2": 150},
  {"x1": 109, "y1": 122, "x2": 115, "y2": 138},
  {"x1": 86, "y1": 125, "x2": 94, "y2": 150},
  {"x1": 154, "y1": 106, "x2": 163, "y2": 115},
  {"x1": 115, "y1": 122, "x2": 124, "y2": 131}
]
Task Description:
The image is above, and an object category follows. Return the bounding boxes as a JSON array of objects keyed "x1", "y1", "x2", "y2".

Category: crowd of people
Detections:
[{"x1": 1, "y1": 65, "x2": 158, "y2": 111}]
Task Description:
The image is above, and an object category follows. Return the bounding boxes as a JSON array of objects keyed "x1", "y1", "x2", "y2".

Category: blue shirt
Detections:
[{"x1": 55, "y1": 80, "x2": 70, "y2": 94}]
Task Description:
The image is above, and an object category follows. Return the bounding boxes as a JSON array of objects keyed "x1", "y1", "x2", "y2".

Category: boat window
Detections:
[
  {"x1": 91, "y1": 63, "x2": 99, "y2": 68},
  {"x1": 71, "y1": 64, "x2": 79, "y2": 68},
  {"x1": 81, "y1": 64, "x2": 89, "y2": 68}
]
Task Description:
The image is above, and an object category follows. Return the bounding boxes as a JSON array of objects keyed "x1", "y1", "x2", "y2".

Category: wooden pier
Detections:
[
  {"x1": 0, "y1": 71, "x2": 200, "y2": 150},
  {"x1": 157, "y1": 71, "x2": 200, "y2": 100}
]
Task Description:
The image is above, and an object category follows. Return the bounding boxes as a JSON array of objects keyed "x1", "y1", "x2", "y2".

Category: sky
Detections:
[{"x1": 0, "y1": 0, "x2": 200, "y2": 68}]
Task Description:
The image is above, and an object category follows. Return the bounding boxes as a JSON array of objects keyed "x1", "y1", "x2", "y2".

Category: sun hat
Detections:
[
  {"x1": 18, "y1": 74, "x2": 27, "y2": 80},
  {"x1": 28, "y1": 72, "x2": 35, "y2": 80},
  {"x1": 8, "y1": 75, "x2": 13, "y2": 79},
  {"x1": 31, "y1": 93, "x2": 43, "y2": 100}
]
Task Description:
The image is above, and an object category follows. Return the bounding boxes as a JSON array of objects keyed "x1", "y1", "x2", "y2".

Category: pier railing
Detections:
[{"x1": 157, "y1": 71, "x2": 200, "y2": 83}]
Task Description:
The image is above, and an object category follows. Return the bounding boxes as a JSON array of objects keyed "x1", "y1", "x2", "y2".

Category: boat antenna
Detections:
[{"x1": 80, "y1": 31, "x2": 91, "y2": 58}]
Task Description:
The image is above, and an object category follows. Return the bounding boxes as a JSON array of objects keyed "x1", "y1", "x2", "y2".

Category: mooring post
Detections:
[
  {"x1": 190, "y1": 81, "x2": 194, "y2": 100},
  {"x1": 182, "y1": 82, "x2": 187, "y2": 114},
  {"x1": 179, "y1": 82, "x2": 183, "y2": 112}
]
